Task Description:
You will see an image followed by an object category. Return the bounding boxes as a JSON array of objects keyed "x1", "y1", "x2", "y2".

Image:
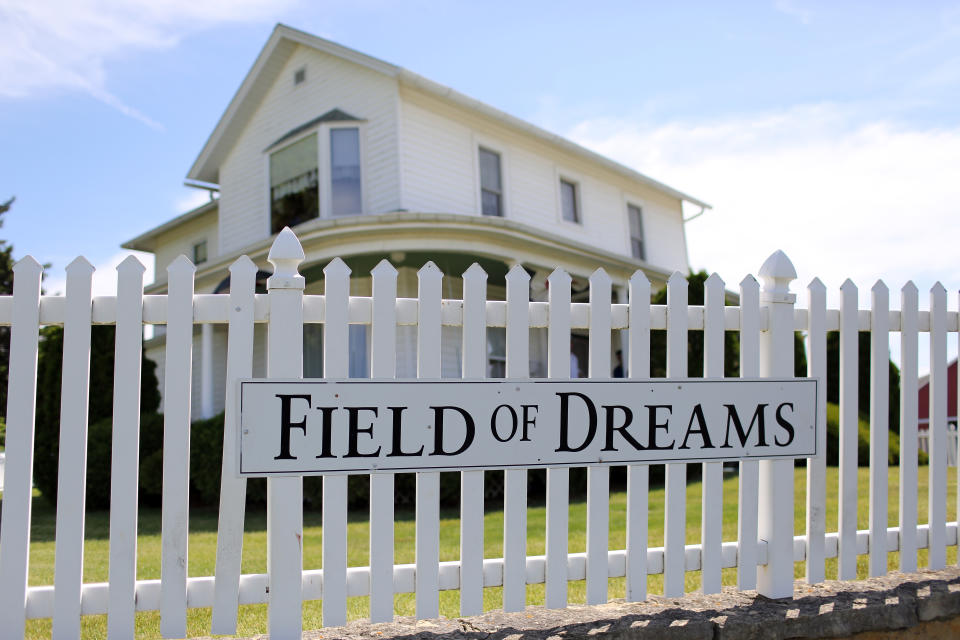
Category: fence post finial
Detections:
[
  {"x1": 758, "y1": 250, "x2": 797, "y2": 302},
  {"x1": 267, "y1": 227, "x2": 305, "y2": 290}
]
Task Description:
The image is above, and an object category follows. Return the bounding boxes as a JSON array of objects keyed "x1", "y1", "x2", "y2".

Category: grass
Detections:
[{"x1": 10, "y1": 464, "x2": 957, "y2": 639}]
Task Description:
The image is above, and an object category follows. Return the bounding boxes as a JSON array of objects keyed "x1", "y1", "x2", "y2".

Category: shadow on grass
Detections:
[{"x1": 15, "y1": 463, "x2": 679, "y2": 542}]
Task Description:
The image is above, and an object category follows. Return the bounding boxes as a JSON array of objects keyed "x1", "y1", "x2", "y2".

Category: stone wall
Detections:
[{"x1": 203, "y1": 566, "x2": 960, "y2": 640}]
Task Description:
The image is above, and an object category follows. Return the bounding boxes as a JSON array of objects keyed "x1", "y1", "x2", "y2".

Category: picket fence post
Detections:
[
  {"x1": 0, "y1": 257, "x2": 43, "y2": 640},
  {"x1": 757, "y1": 250, "x2": 797, "y2": 599},
  {"x1": 266, "y1": 228, "x2": 305, "y2": 639}
]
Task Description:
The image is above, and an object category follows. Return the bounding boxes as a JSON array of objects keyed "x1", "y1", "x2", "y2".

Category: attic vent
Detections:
[{"x1": 294, "y1": 67, "x2": 306, "y2": 85}]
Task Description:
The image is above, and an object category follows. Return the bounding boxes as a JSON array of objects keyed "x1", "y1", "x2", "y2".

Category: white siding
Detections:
[
  {"x1": 153, "y1": 213, "x2": 219, "y2": 281},
  {"x1": 218, "y1": 45, "x2": 402, "y2": 255},
  {"x1": 399, "y1": 90, "x2": 690, "y2": 273}
]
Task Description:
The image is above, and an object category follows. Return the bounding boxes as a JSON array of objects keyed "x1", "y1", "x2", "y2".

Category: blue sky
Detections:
[{"x1": 2, "y1": 0, "x2": 959, "y2": 331}]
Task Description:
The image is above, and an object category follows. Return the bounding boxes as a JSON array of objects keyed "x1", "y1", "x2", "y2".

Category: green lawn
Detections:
[{"x1": 10, "y1": 465, "x2": 957, "y2": 639}]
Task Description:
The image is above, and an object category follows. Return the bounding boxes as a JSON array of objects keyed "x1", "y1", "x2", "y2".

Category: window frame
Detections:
[
  {"x1": 321, "y1": 122, "x2": 367, "y2": 218},
  {"x1": 557, "y1": 174, "x2": 582, "y2": 224},
  {"x1": 192, "y1": 239, "x2": 208, "y2": 265},
  {"x1": 626, "y1": 201, "x2": 646, "y2": 261},
  {"x1": 474, "y1": 136, "x2": 509, "y2": 218},
  {"x1": 265, "y1": 120, "x2": 367, "y2": 235}
]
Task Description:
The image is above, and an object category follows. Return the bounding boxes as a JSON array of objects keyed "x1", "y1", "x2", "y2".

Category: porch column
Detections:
[{"x1": 200, "y1": 323, "x2": 214, "y2": 419}]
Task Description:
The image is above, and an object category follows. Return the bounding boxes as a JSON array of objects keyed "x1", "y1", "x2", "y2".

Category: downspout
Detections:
[{"x1": 683, "y1": 204, "x2": 707, "y2": 224}]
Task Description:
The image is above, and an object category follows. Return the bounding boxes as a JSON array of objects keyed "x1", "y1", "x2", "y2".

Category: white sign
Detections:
[{"x1": 237, "y1": 378, "x2": 818, "y2": 476}]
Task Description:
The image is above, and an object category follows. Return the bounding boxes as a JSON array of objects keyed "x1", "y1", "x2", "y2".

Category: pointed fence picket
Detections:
[
  {"x1": 51, "y1": 257, "x2": 94, "y2": 640},
  {"x1": 625, "y1": 271, "x2": 650, "y2": 603},
  {"x1": 459, "y1": 263, "x2": 487, "y2": 617},
  {"x1": 160, "y1": 256, "x2": 195, "y2": 639},
  {"x1": 545, "y1": 267, "x2": 572, "y2": 609},
  {"x1": 415, "y1": 262, "x2": 442, "y2": 619},
  {"x1": 663, "y1": 272, "x2": 688, "y2": 598},
  {"x1": 4, "y1": 231, "x2": 960, "y2": 639},
  {"x1": 321, "y1": 257, "x2": 350, "y2": 627},
  {"x1": 928, "y1": 284, "x2": 948, "y2": 569},
  {"x1": 838, "y1": 279, "x2": 859, "y2": 580},
  {"x1": 586, "y1": 269, "x2": 612, "y2": 605},
  {"x1": 210, "y1": 256, "x2": 257, "y2": 635},
  {"x1": 700, "y1": 273, "x2": 724, "y2": 595},
  {"x1": 805, "y1": 278, "x2": 827, "y2": 585},
  {"x1": 107, "y1": 256, "x2": 146, "y2": 639},
  {"x1": 736, "y1": 275, "x2": 760, "y2": 592},
  {"x1": 869, "y1": 282, "x2": 890, "y2": 577},
  {"x1": 369, "y1": 259, "x2": 398, "y2": 623},
  {"x1": 899, "y1": 282, "x2": 919, "y2": 573}
]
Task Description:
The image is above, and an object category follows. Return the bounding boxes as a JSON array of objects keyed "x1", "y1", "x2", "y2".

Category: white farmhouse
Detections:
[{"x1": 123, "y1": 24, "x2": 710, "y2": 417}]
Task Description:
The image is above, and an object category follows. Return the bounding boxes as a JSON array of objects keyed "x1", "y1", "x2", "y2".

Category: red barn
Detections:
[{"x1": 918, "y1": 359, "x2": 958, "y2": 429}]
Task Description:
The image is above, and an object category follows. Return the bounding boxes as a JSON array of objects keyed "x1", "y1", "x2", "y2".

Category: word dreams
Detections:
[{"x1": 238, "y1": 379, "x2": 817, "y2": 476}]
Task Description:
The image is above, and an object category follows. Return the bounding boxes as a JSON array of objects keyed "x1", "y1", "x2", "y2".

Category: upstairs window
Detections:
[
  {"x1": 560, "y1": 178, "x2": 580, "y2": 223},
  {"x1": 192, "y1": 239, "x2": 208, "y2": 265},
  {"x1": 270, "y1": 133, "x2": 319, "y2": 234},
  {"x1": 627, "y1": 203, "x2": 645, "y2": 260},
  {"x1": 330, "y1": 127, "x2": 362, "y2": 216},
  {"x1": 479, "y1": 148, "x2": 503, "y2": 216}
]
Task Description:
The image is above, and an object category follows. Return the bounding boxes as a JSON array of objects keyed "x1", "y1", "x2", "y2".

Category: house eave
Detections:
[
  {"x1": 122, "y1": 199, "x2": 218, "y2": 253},
  {"x1": 398, "y1": 70, "x2": 711, "y2": 210},
  {"x1": 143, "y1": 212, "x2": 672, "y2": 294},
  {"x1": 186, "y1": 25, "x2": 710, "y2": 210},
  {"x1": 187, "y1": 24, "x2": 400, "y2": 185}
]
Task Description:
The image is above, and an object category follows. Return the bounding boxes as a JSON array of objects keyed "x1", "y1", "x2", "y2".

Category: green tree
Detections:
[
  {"x1": 825, "y1": 331, "x2": 901, "y2": 433},
  {"x1": 33, "y1": 325, "x2": 161, "y2": 504},
  {"x1": 650, "y1": 270, "x2": 807, "y2": 378},
  {"x1": 0, "y1": 196, "x2": 17, "y2": 418}
]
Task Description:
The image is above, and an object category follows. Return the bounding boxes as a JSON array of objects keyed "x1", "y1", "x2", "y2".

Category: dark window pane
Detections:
[
  {"x1": 479, "y1": 148, "x2": 501, "y2": 191},
  {"x1": 270, "y1": 133, "x2": 319, "y2": 233},
  {"x1": 481, "y1": 190, "x2": 501, "y2": 216},
  {"x1": 479, "y1": 148, "x2": 502, "y2": 216},
  {"x1": 331, "y1": 128, "x2": 362, "y2": 216},
  {"x1": 193, "y1": 240, "x2": 207, "y2": 265},
  {"x1": 303, "y1": 324, "x2": 323, "y2": 378},
  {"x1": 628, "y1": 204, "x2": 645, "y2": 260},
  {"x1": 561, "y1": 179, "x2": 579, "y2": 223}
]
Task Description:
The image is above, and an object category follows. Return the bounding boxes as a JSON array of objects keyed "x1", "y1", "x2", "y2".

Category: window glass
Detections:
[
  {"x1": 192, "y1": 240, "x2": 207, "y2": 265},
  {"x1": 303, "y1": 324, "x2": 323, "y2": 377},
  {"x1": 270, "y1": 133, "x2": 319, "y2": 233},
  {"x1": 348, "y1": 324, "x2": 369, "y2": 377},
  {"x1": 560, "y1": 179, "x2": 579, "y2": 223},
  {"x1": 330, "y1": 127, "x2": 362, "y2": 216},
  {"x1": 487, "y1": 327, "x2": 506, "y2": 378},
  {"x1": 628, "y1": 204, "x2": 645, "y2": 260},
  {"x1": 479, "y1": 148, "x2": 502, "y2": 216}
]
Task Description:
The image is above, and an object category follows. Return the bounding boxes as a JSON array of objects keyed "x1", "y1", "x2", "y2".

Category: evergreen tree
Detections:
[
  {"x1": 650, "y1": 270, "x2": 807, "y2": 379},
  {"x1": 0, "y1": 197, "x2": 17, "y2": 418},
  {"x1": 33, "y1": 325, "x2": 161, "y2": 503}
]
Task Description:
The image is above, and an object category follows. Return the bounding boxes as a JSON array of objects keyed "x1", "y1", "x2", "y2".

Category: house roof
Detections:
[
  {"x1": 122, "y1": 198, "x2": 218, "y2": 252},
  {"x1": 264, "y1": 108, "x2": 363, "y2": 152},
  {"x1": 187, "y1": 24, "x2": 711, "y2": 211}
]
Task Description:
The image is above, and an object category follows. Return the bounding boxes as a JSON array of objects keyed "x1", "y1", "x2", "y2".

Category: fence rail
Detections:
[{"x1": 0, "y1": 229, "x2": 957, "y2": 640}]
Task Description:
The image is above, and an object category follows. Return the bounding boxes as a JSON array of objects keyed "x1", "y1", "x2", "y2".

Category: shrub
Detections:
[
  {"x1": 81, "y1": 412, "x2": 163, "y2": 509},
  {"x1": 33, "y1": 325, "x2": 161, "y2": 504},
  {"x1": 823, "y1": 402, "x2": 925, "y2": 466}
]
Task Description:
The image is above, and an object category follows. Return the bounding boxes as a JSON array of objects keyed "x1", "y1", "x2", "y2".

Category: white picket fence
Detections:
[{"x1": 0, "y1": 228, "x2": 957, "y2": 640}]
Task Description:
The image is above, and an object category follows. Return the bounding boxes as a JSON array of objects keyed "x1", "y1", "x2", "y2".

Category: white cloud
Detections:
[
  {"x1": 774, "y1": 0, "x2": 812, "y2": 25},
  {"x1": 0, "y1": 0, "x2": 296, "y2": 125},
  {"x1": 566, "y1": 104, "x2": 960, "y2": 302},
  {"x1": 43, "y1": 250, "x2": 155, "y2": 297}
]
